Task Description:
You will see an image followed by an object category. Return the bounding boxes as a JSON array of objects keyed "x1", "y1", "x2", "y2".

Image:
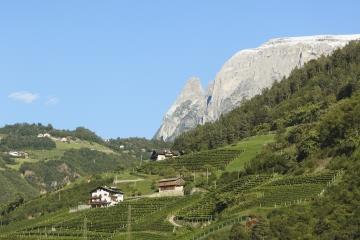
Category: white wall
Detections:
[
  {"x1": 158, "y1": 186, "x2": 184, "y2": 196},
  {"x1": 157, "y1": 155, "x2": 166, "y2": 161},
  {"x1": 91, "y1": 189, "x2": 123, "y2": 207}
]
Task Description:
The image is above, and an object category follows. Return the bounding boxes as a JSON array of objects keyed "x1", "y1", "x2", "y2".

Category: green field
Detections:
[
  {"x1": 6, "y1": 139, "x2": 116, "y2": 170},
  {"x1": 225, "y1": 134, "x2": 275, "y2": 172}
]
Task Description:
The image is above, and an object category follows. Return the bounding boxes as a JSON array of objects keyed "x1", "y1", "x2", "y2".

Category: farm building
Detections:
[
  {"x1": 37, "y1": 133, "x2": 51, "y2": 138},
  {"x1": 157, "y1": 177, "x2": 185, "y2": 196},
  {"x1": 89, "y1": 186, "x2": 124, "y2": 208},
  {"x1": 150, "y1": 150, "x2": 181, "y2": 161},
  {"x1": 8, "y1": 151, "x2": 28, "y2": 158}
]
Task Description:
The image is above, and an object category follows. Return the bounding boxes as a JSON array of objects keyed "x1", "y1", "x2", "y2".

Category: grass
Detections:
[
  {"x1": 6, "y1": 139, "x2": 116, "y2": 170},
  {"x1": 225, "y1": 134, "x2": 275, "y2": 172},
  {"x1": 97, "y1": 171, "x2": 163, "y2": 197}
]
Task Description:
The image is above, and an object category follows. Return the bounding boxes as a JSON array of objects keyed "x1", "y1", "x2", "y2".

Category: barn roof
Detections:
[{"x1": 157, "y1": 177, "x2": 185, "y2": 187}]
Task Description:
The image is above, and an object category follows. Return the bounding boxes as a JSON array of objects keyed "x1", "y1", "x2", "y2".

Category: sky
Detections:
[{"x1": 1, "y1": 1, "x2": 360, "y2": 139}]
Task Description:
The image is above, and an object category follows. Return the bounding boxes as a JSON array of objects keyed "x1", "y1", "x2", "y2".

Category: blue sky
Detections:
[{"x1": 1, "y1": 1, "x2": 360, "y2": 139}]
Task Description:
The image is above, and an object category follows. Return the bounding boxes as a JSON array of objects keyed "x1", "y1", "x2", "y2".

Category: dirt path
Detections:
[{"x1": 113, "y1": 178, "x2": 144, "y2": 184}]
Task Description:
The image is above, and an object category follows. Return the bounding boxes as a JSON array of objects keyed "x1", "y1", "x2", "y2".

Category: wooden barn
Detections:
[{"x1": 157, "y1": 177, "x2": 185, "y2": 196}]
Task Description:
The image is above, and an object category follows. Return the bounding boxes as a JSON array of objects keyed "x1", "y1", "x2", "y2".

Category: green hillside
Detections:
[
  {"x1": 0, "y1": 41, "x2": 359, "y2": 239},
  {"x1": 0, "y1": 124, "x2": 140, "y2": 205},
  {"x1": 225, "y1": 134, "x2": 275, "y2": 171}
]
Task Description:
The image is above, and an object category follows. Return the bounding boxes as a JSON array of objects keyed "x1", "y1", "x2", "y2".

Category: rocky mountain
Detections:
[
  {"x1": 154, "y1": 77, "x2": 206, "y2": 141},
  {"x1": 155, "y1": 34, "x2": 360, "y2": 141}
]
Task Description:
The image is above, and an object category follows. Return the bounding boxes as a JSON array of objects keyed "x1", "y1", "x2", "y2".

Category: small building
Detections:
[
  {"x1": 37, "y1": 133, "x2": 51, "y2": 138},
  {"x1": 8, "y1": 151, "x2": 28, "y2": 158},
  {"x1": 60, "y1": 137, "x2": 70, "y2": 143},
  {"x1": 157, "y1": 177, "x2": 185, "y2": 196},
  {"x1": 89, "y1": 186, "x2": 124, "y2": 208},
  {"x1": 150, "y1": 150, "x2": 181, "y2": 161}
]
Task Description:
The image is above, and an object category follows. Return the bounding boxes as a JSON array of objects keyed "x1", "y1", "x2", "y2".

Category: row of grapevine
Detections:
[
  {"x1": 15, "y1": 197, "x2": 181, "y2": 239},
  {"x1": 156, "y1": 149, "x2": 243, "y2": 171},
  {"x1": 265, "y1": 171, "x2": 338, "y2": 187}
]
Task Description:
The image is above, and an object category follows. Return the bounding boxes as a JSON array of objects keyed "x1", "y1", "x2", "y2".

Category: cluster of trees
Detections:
[
  {"x1": 106, "y1": 137, "x2": 171, "y2": 159},
  {"x1": 19, "y1": 148, "x2": 136, "y2": 191},
  {"x1": 0, "y1": 123, "x2": 104, "y2": 144},
  {"x1": 243, "y1": 93, "x2": 360, "y2": 176},
  {"x1": 0, "y1": 135, "x2": 56, "y2": 151},
  {"x1": 173, "y1": 41, "x2": 360, "y2": 153},
  {"x1": 0, "y1": 195, "x2": 24, "y2": 217}
]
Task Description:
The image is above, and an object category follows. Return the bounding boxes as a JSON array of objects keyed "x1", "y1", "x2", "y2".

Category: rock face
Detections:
[
  {"x1": 155, "y1": 34, "x2": 360, "y2": 141},
  {"x1": 154, "y1": 77, "x2": 206, "y2": 141}
]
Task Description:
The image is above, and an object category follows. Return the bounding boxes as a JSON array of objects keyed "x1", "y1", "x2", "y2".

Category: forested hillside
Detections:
[{"x1": 173, "y1": 41, "x2": 360, "y2": 152}]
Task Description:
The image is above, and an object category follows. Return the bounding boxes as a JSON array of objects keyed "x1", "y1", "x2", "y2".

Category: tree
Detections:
[{"x1": 229, "y1": 224, "x2": 250, "y2": 240}]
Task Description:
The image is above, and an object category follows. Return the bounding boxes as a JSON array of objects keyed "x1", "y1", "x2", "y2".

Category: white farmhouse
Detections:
[
  {"x1": 8, "y1": 151, "x2": 28, "y2": 158},
  {"x1": 150, "y1": 150, "x2": 181, "y2": 161},
  {"x1": 89, "y1": 186, "x2": 124, "y2": 208},
  {"x1": 157, "y1": 177, "x2": 185, "y2": 197},
  {"x1": 60, "y1": 137, "x2": 70, "y2": 143},
  {"x1": 37, "y1": 133, "x2": 51, "y2": 138}
]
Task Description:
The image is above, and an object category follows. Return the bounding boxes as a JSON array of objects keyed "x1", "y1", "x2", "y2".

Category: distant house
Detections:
[
  {"x1": 8, "y1": 151, "x2": 28, "y2": 158},
  {"x1": 37, "y1": 133, "x2": 51, "y2": 138},
  {"x1": 60, "y1": 137, "x2": 70, "y2": 143},
  {"x1": 157, "y1": 177, "x2": 185, "y2": 196},
  {"x1": 89, "y1": 186, "x2": 124, "y2": 208},
  {"x1": 150, "y1": 150, "x2": 181, "y2": 161}
]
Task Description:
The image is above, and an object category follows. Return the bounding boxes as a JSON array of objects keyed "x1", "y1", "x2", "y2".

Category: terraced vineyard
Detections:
[
  {"x1": 176, "y1": 196, "x2": 215, "y2": 222},
  {"x1": 224, "y1": 171, "x2": 342, "y2": 214},
  {"x1": 1, "y1": 197, "x2": 180, "y2": 240},
  {"x1": 156, "y1": 149, "x2": 243, "y2": 171},
  {"x1": 176, "y1": 171, "x2": 341, "y2": 223},
  {"x1": 175, "y1": 174, "x2": 273, "y2": 222},
  {"x1": 0, "y1": 171, "x2": 343, "y2": 240}
]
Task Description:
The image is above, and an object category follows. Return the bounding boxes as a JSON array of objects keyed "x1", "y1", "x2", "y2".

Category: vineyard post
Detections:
[
  {"x1": 206, "y1": 168, "x2": 209, "y2": 185},
  {"x1": 127, "y1": 204, "x2": 132, "y2": 240},
  {"x1": 83, "y1": 216, "x2": 88, "y2": 240}
]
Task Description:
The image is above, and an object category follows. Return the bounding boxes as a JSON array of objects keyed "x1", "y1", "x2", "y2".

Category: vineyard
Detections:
[
  {"x1": 0, "y1": 197, "x2": 183, "y2": 240},
  {"x1": 223, "y1": 171, "x2": 342, "y2": 215},
  {"x1": 175, "y1": 171, "x2": 341, "y2": 223},
  {"x1": 0, "y1": 170, "x2": 341, "y2": 240},
  {"x1": 148, "y1": 149, "x2": 243, "y2": 171}
]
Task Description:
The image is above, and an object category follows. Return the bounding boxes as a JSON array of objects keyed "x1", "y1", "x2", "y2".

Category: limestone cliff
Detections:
[
  {"x1": 154, "y1": 77, "x2": 205, "y2": 141},
  {"x1": 155, "y1": 34, "x2": 360, "y2": 141}
]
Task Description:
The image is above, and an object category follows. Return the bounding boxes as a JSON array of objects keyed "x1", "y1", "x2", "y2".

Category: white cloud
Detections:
[
  {"x1": 45, "y1": 96, "x2": 59, "y2": 106},
  {"x1": 8, "y1": 91, "x2": 38, "y2": 104}
]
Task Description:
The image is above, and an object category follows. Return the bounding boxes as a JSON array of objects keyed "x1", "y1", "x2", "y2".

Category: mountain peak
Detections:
[
  {"x1": 179, "y1": 76, "x2": 204, "y2": 99},
  {"x1": 154, "y1": 76, "x2": 206, "y2": 141},
  {"x1": 155, "y1": 34, "x2": 360, "y2": 141}
]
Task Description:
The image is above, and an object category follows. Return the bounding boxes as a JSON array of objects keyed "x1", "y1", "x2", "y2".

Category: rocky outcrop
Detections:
[
  {"x1": 155, "y1": 34, "x2": 360, "y2": 141},
  {"x1": 154, "y1": 77, "x2": 206, "y2": 141}
]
